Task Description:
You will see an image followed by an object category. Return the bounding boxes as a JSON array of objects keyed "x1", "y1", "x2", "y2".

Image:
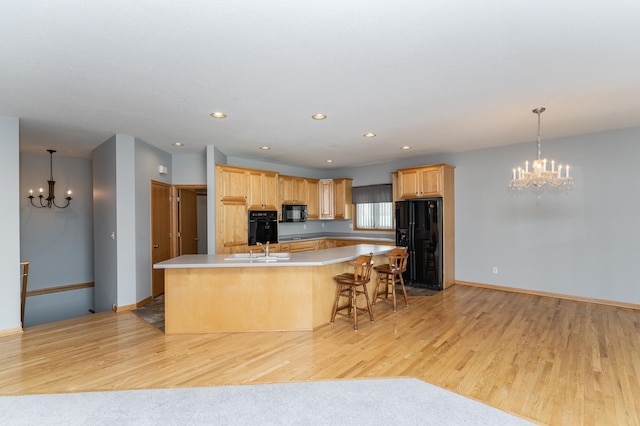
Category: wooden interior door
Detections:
[
  {"x1": 179, "y1": 188, "x2": 198, "y2": 255},
  {"x1": 151, "y1": 181, "x2": 172, "y2": 297}
]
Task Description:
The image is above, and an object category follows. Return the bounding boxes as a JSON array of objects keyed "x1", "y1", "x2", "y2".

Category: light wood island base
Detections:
[{"x1": 158, "y1": 246, "x2": 389, "y2": 334}]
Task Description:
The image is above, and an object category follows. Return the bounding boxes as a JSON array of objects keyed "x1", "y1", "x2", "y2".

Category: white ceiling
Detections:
[{"x1": 2, "y1": 1, "x2": 640, "y2": 168}]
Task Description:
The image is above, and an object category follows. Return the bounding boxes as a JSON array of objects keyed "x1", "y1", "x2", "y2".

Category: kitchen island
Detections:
[{"x1": 154, "y1": 244, "x2": 391, "y2": 334}]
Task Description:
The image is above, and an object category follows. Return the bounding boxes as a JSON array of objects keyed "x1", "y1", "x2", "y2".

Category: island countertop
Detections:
[{"x1": 154, "y1": 244, "x2": 393, "y2": 269}]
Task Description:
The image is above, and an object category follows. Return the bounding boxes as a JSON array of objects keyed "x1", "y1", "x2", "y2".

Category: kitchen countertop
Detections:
[
  {"x1": 278, "y1": 232, "x2": 395, "y2": 243},
  {"x1": 154, "y1": 244, "x2": 392, "y2": 269}
]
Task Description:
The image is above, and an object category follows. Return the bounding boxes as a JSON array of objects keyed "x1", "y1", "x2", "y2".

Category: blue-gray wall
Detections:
[
  {"x1": 0, "y1": 115, "x2": 21, "y2": 332},
  {"x1": 92, "y1": 136, "x2": 118, "y2": 312},
  {"x1": 20, "y1": 152, "x2": 94, "y2": 326},
  {"x1": 134, "y1": 139, "x2": 172, "y2": 301}
]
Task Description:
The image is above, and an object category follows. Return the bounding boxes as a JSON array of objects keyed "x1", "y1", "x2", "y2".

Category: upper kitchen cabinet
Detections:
[
  {"x1": 306, "y1": 178, "x2": 320, "y2": 220},
  {"x1": 397, "y1": 164, "x2": 454, "y2": 199},
  {"x1": 319, "y1": 179, "x2": 334, "y2": 219},
  {"x1": 279, "y1": 175, "x2": 307, "y2": 205},
  {"x1": 247, "y1": 170, "x2": 278, "y2": 211},
  {"x1": 216, "y1": 165, "x2": 248, "y2": 202},
  {"x1": 333, "y1": 178, "x2": 353, "y2": 220}
]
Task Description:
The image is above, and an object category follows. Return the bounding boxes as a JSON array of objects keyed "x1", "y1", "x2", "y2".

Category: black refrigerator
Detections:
[{"x1": 395, "y1": 198, "x2": 443, "y2": 290}]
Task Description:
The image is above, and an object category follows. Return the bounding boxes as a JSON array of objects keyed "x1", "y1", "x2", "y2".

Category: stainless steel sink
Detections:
[{"x1": 224, "y1": 253, "x2": 291, "y2": 261}]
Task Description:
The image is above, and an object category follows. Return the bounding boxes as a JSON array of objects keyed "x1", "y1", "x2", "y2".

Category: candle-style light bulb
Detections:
[
  {"x1": 29, "y1": 189, "x2": 33, "y2": 196},
  {"x1": 67, "y1": 190, "x2": 72, "y2": 196},
  {"x1": 39, "y1": 188, "x2": 43, "y2": 193},
  {"x1": 566, "y1": 165, "x2": 570, "y2": 178}
]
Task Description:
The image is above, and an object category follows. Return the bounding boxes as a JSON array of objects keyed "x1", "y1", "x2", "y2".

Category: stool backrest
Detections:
[
  {"x1": 351, "y1": 253, "x2": 374, "y2": 283},
  {"x1": 389, "y1": 247, "x2": 408, "y2": 273}
]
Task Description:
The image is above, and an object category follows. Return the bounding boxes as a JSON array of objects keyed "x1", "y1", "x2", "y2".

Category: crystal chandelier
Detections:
[{"x1": 509, "y1": 107, "x2": 574, "y2": 193}]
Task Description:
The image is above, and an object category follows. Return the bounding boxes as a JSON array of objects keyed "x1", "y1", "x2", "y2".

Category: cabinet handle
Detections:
[{"x1": 153, "y1": 244, "x2": 159, "y2": 248}]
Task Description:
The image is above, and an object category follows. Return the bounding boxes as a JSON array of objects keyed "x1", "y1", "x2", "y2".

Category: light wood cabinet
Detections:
[
  {"x1": 217, "y1": 165, "x2": 248, "y2": 202},
  {"x1": 247, "y1": 170, "x2": 278, "y2": 211},
  {"x1": 215, "y1": 164, "x2": 279, "y2": 254},
  {"x1": 333, "y1": 178, "x2": 352, "y2": 220},
  {"x1": 306, "y1": 178, "x2": 320, "y2": 220},
  {"x1": 327, "y1": 239, "x2": 395, "y2": 248},
  {"x1": 397, "y1": 165, "x2": 448, "y2": 199},
  {"x1": 288, "y1": 240, "x2": 319, "y2": 252},
  {"x1": 215, "y1": 201, "x2": 247, "y2": 254},
  {"x1": 319, "y1": 179, "x2": 334, "y2": 219},
  {"x1": 279, "y1": 175, "x2": 306, "y2": 205}
]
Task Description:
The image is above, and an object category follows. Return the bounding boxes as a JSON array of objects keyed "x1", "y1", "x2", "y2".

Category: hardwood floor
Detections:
[{"x1": 1, "y1": 284, "x2": 639, "y2": 425}]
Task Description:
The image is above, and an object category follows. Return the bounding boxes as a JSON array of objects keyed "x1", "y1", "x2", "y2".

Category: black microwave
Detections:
[{"x1": 282, "y1": 204, "x2": 307, "y2": 222}]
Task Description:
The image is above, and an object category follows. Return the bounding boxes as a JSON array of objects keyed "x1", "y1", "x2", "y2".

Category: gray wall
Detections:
[
  {"x1": 0, "y1": 115, "x2": 21, "y2": 332},
  {"x1": 134, "y1": 139, "x2": 172, "y2": 301},
  {"x1": 20, "y1": 152, "x2": 94, "y2": 326},
  {"x1": 92, "y1": 136, "x2": 118, "y2": 312},
  {"x1": 172, "y1": 152, "x2": 207, "y2": 184}
]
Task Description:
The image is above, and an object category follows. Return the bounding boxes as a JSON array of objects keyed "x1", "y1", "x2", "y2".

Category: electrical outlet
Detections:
[
  {"x1": 492, "y1": 267, "x2": 498, "y2": 274},
  {"x1": 321, "y1": 223, "x2": 324, "y2": 228},
  {"x1": 303, "y1": 224, "x2": 307, "y2": 229},
  {"x1": 348, "y1": 223, "x2": 353, "y2": 229}
]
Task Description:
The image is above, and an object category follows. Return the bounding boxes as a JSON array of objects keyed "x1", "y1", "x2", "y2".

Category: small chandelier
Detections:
[
  {"x1": 27, "y1": 149, "x2": 72, "y2": 209},
  {"x1": 509, "y1": 107, "x2": 574, "y2": 193}
]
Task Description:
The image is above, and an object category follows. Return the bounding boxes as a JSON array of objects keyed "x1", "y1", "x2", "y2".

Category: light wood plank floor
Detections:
[{"x1": 1, "y1": 284, "x2": 639, "y2": 425}]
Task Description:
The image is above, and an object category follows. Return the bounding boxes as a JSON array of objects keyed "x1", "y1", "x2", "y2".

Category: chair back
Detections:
[
  {"x1": 351, "y1": 253, "x2": 374, "y2": 283},
  {"x1": 389, "y1": 247, "x2": 408, "y2": 273}
]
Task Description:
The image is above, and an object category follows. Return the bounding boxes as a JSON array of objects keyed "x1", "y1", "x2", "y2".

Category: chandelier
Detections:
[
  {"x1": 27, "y1": 149, "x2": 73, "y2": 209},
  {"x1": 509, "y1": 107, "x2": 573, "y2": 193}
]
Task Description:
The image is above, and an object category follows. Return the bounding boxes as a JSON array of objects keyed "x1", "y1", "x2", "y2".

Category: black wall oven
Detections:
[{"x1": 248, "y1": 210, "x2": 279, "y2": 245}]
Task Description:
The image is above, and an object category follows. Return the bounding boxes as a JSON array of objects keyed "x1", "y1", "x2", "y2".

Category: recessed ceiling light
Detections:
[
  {"x1": 325, "y1": 159, "x2": 334, "y2": 163},
  {"x1": 173, "y1": 142, "x2": 184, "y2": 147},
  {"x1": 259, "y1": 146, "x2": 271, "y2": 150},
  {"x1": 312, "y1": 114, "x2": 327, "y2": 120},
  {"x1": 363, "y1": 132, "x2": 376, "y2": 138},
  {"x1": 210, "y1": 112, "x2": 227, "y2": 119},
  {"x1": 401, "y1": 145, "x2": 412, "y2": 150}
]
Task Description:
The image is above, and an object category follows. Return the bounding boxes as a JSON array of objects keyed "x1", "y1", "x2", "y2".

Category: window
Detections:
[
  {"x1": 355, "y1": 202, "x2": 394, "y2": 230},
  {"x1": 352, "y1": 184, "x2": 393, "y2": 231}
]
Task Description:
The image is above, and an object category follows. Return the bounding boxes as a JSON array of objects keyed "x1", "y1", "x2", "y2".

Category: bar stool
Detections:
[
  {"x1": 330, "y1": 253, "x2": 374, "y2": 331},
  {"x1": 372, "y1": 247, "x2": 409, "y2": 312}
]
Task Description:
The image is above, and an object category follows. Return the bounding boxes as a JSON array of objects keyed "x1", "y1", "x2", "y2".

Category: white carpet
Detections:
[{"x1": 0, "y1": 378, "x2": 533, "y2": 425}]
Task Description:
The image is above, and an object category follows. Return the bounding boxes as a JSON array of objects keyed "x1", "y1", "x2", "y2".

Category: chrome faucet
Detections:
[{"x1": 256, "y1": 242, "x2": 270, "y2": 257}]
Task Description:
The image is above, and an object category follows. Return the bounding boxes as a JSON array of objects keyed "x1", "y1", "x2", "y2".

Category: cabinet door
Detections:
[
  {"x1": 306, "y1": 179, "x2": 320, "y2": 220},
  {"x1": 246, "y1": 170, "x2": 264, "y2": 210},
  {"x1": 279, "y1": 176, "x2": 295, "y2": 204},
  {"x1": 248, "y1": 170, "x2": 278, "y2": 210},
  {"x1": 319, "y1": 179, "x2": 334, "y2": 219},
  {"x1": 216, "y1": 201, "x2": 247, "y2": 253},
  {"x1": 398, "y1": 168, "x2": 420, "y2": 199},
  {"x1": 333, "y1": 178, "x2": 352, "y2": 220},
  {"x1": 262, "y1": 172, "x2": 278, "y2": 210},
  {"x1": 292, "y1": 177, "x2": 306, "y2": 203},
  {"x1": 420, "y1": 167, "x2": 442, "y2": 196},
  {"x1": 217, "y1": 166, "x2": 247, "y2": 202}
]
